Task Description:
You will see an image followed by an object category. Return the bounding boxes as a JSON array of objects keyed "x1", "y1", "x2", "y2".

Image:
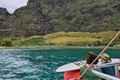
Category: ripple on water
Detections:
[{"x1": 0, "y1": 49, "x2": 65, "y2": 80}]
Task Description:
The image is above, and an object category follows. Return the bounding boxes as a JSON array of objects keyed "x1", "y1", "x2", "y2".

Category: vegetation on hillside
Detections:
[
  {"x1": 0, "y1": 31, "x2": 120, "y2": 48},
  {"x1": 0, "y1": 0, "x2": 120, "y2": 37}
]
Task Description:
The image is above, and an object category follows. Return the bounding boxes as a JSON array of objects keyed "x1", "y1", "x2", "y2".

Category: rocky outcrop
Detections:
[{"x1": 0, "y1": 0, "x2": 120, "y2": 37}]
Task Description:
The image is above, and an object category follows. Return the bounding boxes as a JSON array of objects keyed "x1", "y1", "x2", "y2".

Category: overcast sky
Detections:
[{"x1": 0, "y1": 0, "x2": 28, "y2": 14}]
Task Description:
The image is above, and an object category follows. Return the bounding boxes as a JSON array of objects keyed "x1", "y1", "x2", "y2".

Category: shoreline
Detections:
[
  {"x1": 0, "y1": 31, "x2": 120, "y2": 49},
  {"x1": 0, "y1": 45, "x2": 119, "y2": 50}
]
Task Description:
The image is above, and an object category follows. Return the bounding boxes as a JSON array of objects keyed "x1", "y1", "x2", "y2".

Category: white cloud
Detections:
[{"x1": 0, "y1": 0, "x2": 28, "y2": 14}]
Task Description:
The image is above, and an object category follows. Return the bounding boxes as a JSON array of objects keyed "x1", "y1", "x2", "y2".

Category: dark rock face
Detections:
[
  {"x1": 0, "y1": 0, "x2": 120, "y2": 37},
  {"x1": 0, "y1": 7, "x2": 9, "y2": 15}
]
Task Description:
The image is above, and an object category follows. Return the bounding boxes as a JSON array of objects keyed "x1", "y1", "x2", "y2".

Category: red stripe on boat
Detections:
[{"x1": 64, "y1": 70, "x2": 80, "y2": 80}]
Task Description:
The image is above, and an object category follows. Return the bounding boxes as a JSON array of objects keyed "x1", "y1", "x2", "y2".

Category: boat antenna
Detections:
[{"x1": 80, "y1": 31, "x2": 120, "y2": 79}]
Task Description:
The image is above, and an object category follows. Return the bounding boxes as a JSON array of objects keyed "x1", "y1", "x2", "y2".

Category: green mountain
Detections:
[{"x1": 0, "y1": 0, "x2": 120, "y2": 37}]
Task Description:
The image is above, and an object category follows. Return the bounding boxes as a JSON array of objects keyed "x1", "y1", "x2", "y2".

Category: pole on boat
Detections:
[{"x1": 80, "y1": 31, "x2": 120, "y2": 79}]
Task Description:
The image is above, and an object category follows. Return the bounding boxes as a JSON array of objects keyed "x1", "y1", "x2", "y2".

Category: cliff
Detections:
[{"x1": 0, "y1": 0, "x2": 120, "y2": 37}]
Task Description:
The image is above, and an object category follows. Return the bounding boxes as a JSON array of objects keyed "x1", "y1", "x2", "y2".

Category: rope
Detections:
[{"x1": 80, "y1": 31, "x2": 120, "y2": 79}]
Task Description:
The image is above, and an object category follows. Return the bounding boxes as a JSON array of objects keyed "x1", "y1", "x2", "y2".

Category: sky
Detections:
[{"x1": 0, "y1": 0, "x2": 28, "y2": 14}]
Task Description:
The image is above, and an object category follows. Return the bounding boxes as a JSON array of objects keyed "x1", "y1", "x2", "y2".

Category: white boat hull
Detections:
[
  {"x1": 56, "y1": 58, "x2": 120, "y2": 80},
  {"x1": 56, "y1": 58, "x2": 120, "y2": 72}
]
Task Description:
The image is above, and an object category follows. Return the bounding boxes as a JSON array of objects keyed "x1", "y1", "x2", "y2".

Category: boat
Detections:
[
  {"x1": 56, "y1": 31, "x2": 120, "y2": 80},
  {"x1": 56, "y1": 58, "x2": 120, "y2": 80}
]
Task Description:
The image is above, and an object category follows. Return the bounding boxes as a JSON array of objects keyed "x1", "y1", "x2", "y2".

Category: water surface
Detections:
[{"x1": 0, "y1": 48, "x2": 120, "y2": 80}]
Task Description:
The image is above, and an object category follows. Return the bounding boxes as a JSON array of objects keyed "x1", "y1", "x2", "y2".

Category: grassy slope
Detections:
[{"x1": 0, "y1": 31, "x2": 120, "y2": 48}]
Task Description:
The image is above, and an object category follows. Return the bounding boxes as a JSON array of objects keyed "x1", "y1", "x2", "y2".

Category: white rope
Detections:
[{"x1": 80, "y1": 31, "x2": 120, "y2": 79}]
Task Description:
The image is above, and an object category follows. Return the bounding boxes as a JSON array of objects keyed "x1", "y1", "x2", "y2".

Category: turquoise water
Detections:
[{"x1": 0, "y1": 48, "x2": 120, "y2": 80}]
